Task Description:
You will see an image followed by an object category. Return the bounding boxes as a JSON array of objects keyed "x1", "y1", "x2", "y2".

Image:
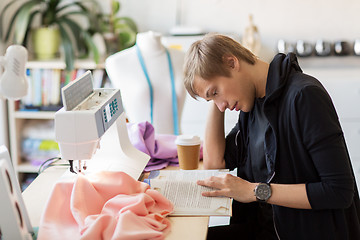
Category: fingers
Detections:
[
  {"x1": 197, "y1": 175, "x2": 223, "y2": 189},
  {"x1": 197, "y1": 175, "x2": 230, "y2": 198},
  {"x1": 197, "y1": 174, "x2": 255, "y2": 202},
  {"x1": 201, "y1": 189, "x2": 224, "y2": 197},
  {"x1": 197, "y1": 180, "x2": 223, "y2": 197},
  {"x1": 197, "y1": 174, "x2": 231, "y2": 186},
  {"x1": 198, "y1": 180, "x2": 226, "y2": 197}
]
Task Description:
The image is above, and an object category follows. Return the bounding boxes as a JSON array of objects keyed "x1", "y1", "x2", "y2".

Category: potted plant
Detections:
[
  {"x1": 89, "y1": 0, "x2": 138, "y2": 55},
  {"x1": 0, "y1": 0, "x2": 100, "y2": 71}
]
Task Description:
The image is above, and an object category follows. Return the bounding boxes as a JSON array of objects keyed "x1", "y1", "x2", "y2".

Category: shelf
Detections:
[
  {"x1": 298, "y1": 56, "x2": 360, "y2": 69},
  {"x1": 13, "y1": 111, "x2": 56, "y2": 119},
  {"x1": 26, "y1": 59, "x2": 105, "y2": 69}
]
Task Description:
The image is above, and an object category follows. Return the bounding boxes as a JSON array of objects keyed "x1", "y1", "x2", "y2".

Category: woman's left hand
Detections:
[{"x1": 197, "y1": 174, "x2": 256, "y2": 203}]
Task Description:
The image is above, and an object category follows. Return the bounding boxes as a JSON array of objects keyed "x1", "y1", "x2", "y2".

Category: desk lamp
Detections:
[
  {"x1": 0, "y1": 45, "x2": 28, "y2": 100},
  {"x1": 0, "y1": 45, "x2": 33, "y2": 239}
]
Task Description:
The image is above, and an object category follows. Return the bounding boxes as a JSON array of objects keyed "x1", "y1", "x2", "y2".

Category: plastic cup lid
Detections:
[{"x1": 175, "y1": 135, "x2": 201, "y2": 146}]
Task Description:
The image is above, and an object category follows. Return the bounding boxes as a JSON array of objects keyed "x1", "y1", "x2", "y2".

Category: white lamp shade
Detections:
[{"x1": 0, "y1": 45, "x2": 28, "y2": 100}]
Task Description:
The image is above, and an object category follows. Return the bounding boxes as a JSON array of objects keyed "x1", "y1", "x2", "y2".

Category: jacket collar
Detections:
[{"x1": 265, "y1": 53, "x2": 302, "y2": 104}]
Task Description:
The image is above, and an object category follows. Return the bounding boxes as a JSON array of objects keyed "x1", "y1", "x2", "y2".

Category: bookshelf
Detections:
[{"x1": 7, "y1": 59, "x2": 107, "y2": 189}]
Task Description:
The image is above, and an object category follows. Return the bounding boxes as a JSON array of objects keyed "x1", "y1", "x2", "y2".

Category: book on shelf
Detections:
[
  {"x1": 50, "y1": 69, "x2": 61, "y2": 105},
  {"x1": 23, "y1": 69, "x2": 33, "y2": 106},
  {"x1": 19, "y1": 68, "x2": 107, "y2": 111},
  {"x1": 33, "y1": 68, "x2": 42, "y2": 106},
  {"x1": 145, "y1": 169, "x2": 232, "y2": 216}
]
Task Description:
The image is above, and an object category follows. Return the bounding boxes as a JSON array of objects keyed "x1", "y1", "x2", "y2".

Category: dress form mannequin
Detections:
[{"x1": 105, "y1": 31, "x2": 186, "y2": 135}]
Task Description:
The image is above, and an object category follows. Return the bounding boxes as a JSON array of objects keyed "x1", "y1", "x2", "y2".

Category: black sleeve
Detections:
[{"x1": 295, "y1": 85, "x2": 355, "y2": 209}]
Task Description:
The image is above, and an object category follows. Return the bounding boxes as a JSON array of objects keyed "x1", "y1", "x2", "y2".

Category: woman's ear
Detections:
[{"x1": 224, "y1": 56, "x2": 239, "y2": 70}]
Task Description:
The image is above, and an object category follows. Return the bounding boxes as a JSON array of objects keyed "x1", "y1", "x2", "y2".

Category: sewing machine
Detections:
[
  {"x1": 55, "y1": 71, "x2": 150, "y2": 178},
  {"x1": 0, "y1": 70, "x2": 150, "y2": 240}
]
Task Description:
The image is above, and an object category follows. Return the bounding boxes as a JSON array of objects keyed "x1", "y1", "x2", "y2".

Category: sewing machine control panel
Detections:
[
  {"x1": 100, "y1": 91, "x2": 122, "y2": 132},
  {"x1": 103, "y1": 98, "x2": 119, "y2": 123}
]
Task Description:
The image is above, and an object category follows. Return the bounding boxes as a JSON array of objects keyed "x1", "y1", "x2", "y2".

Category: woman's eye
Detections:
[{"x1": 213, "y1": 90, "x2": 217, "y2": 96}]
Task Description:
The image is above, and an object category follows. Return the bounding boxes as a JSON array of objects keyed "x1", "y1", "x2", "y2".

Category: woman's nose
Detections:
[{"x1": 215, "y1": 100, "x2": 227, "y2": 112}]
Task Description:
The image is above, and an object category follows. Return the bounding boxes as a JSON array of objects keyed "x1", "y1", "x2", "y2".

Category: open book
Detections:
[{"x1": 145, "y1": 169, "x2": 232, "y2": 216}]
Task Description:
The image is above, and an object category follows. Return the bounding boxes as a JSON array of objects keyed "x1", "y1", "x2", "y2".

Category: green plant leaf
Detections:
[
  {"x1": 2, "y1": 0, "x2": 135, "y2": 66},
  {"x1": 82, "y1": 31, "x2": 100, "y2": 63},
  {"x1": 0, "y1": 0, "x2": 22, "y2": 40},
  {"x1": 3, "y1": 9, "x2": 21, "y2": 42},
  {"x1": 56, "y1": 3, "x2": 82, "y2": 16},
  {"x1": 113, "y1": 22, "x2": 130, "y2": 33},
  {"x1": 57, "y1": 16, "x2": 84, "y2": 53},
  {"x1": 118, "y1": 30, "x2": 136, "y2": 49},
  {"x1": 14, "y1": 1, "x2": 41, "y2": 44},
  {"x1": 58, "y1": 15, "x2": 91, "y2": 58},
  {"x1": 58, "y1": 16, "x2": 99, "y2": 65},
  {"x1": 112, "y1": 0, "x2": 120, "y2": 15},
  {"x1": 117, "y1": 25, "x2": 137, "y2": 49},
  {"x1": 23, "y1": 9, "x2": 42, "y2": 46},
  {"x1": 116, "y1": 17, "x2": 138, "y2": 32},
  {"x1": 42, "y1": 0, "x2": 61, "y2": 26},
  {"x1": 2, "y1": 0, "x2": 40, "y2": 42},
  {"x1": 58, "y1": 23, "x2": 75, "y2": 71},
  {"x1": 57, "y1": 0, "x2": 100, "y2": 17},
  {"x1": 113, "y1": 22, "x2": 136, "y2": 47},
  {"x1": 61, "y1": 11, "x2": 89, "y2": 18}
]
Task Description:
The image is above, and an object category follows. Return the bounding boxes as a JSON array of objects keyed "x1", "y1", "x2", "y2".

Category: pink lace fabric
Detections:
[{"x1": 37, "y1": 171, "x2": 174, "y2": 240}]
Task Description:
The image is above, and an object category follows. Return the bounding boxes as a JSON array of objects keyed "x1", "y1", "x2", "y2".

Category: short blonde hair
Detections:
[{"x1": 183, "y1": 33, "x2": 256, "y2": 99}]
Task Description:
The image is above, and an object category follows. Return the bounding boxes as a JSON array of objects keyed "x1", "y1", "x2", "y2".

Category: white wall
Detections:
[
  {"x1": 2, "y1": 0, "x2": 359, "y2": 63},
  {"x1": 117, "y1": 0, "x2": 360, "y2": 49},
  {"x1": 2, "y1": 0, "x2": 359, "y2": 62},
  {"x1": 112, "y1": 0, "x2": 360, "y2": 138}
]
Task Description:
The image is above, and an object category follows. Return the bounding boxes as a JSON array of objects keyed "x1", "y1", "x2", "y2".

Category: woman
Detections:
[{"x1": 183, "y1": 33, "x2": 360, "y2": 239}]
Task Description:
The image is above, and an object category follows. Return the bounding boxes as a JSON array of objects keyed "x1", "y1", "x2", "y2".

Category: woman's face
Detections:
[{"x1": 193, "y1": 62, "x2": 257, "y2": 113}]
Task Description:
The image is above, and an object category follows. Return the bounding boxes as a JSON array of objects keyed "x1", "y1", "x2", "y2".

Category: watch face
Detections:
[{"x1": 255, "y1": 183, "x2": 271, "y2": 201}]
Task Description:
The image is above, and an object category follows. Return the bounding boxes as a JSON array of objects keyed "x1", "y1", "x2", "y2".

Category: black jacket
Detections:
[{"x1": 224, "y1": 53, "x2": 360, "y2": 239}]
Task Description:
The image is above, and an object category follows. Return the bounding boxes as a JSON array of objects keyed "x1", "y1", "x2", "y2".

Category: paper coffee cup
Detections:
[{"x1": 175, "y1": 135, "x2": 201, "y2": 170}]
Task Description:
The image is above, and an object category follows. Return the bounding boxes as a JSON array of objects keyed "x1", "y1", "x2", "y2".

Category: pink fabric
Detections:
[{"x1": 38, "y1": 171, "x2": 174, "y2": 240}]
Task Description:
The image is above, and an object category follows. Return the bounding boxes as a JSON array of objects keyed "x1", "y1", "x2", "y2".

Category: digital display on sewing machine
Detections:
[{"x1": 103, "y1": 98, "x2": 119, "y2": 123}]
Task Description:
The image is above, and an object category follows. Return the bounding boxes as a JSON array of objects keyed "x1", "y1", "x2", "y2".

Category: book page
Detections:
[{"x1": 148, "y1": 170, "x2": 232, "y2": 216}]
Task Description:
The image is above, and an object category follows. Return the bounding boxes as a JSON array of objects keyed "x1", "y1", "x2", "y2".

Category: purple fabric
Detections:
[{"x1": 126, "y1": 122, "x2": 180, "y2": 171}]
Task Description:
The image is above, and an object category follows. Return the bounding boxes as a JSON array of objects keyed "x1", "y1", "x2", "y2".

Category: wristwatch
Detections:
[{"x1": 254, "y1": 183, "x2": 272, "y2": 202}]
